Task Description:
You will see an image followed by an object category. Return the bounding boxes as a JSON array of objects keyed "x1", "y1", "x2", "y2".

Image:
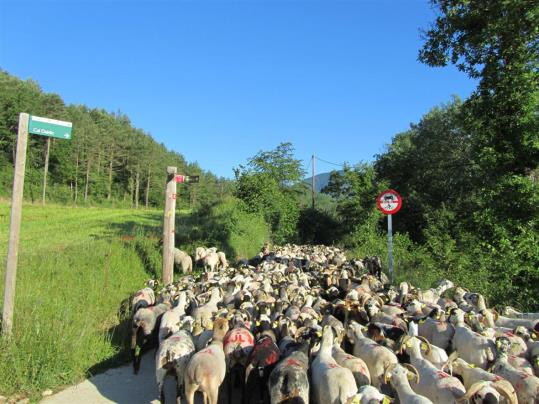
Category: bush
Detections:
[{"x1": 176, "y1": 197, "x2": 270, "y2": 261}]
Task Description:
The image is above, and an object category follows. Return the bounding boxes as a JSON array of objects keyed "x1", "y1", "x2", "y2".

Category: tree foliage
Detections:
[{"x1": 0, "y1": 70, "x2": 231, "y2": 208}]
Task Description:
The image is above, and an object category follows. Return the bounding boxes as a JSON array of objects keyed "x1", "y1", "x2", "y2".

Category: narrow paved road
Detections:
[
  {"x1": 41, "y1": 352, "x2": 177, "y2": 404},
  {"x1": 41, "y1": 352, "x2": 241, "y2": 404}
]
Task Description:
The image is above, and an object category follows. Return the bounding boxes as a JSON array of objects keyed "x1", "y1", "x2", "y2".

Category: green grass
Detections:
[{"x1": 0, "y1": 202, "x2": 164, "y2": 399}]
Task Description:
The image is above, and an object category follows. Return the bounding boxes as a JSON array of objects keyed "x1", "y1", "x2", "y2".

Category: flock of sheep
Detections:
[{"x1": 128, "y1": 244, "x2": 539, "y2": 404}]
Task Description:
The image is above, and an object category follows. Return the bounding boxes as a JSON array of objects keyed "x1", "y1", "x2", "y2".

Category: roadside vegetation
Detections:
[{"x1": 0, "y1": 203, "x2": 163, "y2": 399}]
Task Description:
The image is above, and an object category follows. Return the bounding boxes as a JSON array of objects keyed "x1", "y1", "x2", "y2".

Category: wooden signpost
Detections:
[
  {"x1": 2, "y1": 113, "x2": 72, "y2": 337},
  {"x1": 162, "y1": 170, "x2": 200, "y2": 285}
]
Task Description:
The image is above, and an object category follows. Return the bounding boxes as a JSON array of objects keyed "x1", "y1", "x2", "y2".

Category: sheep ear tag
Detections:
[
  {"x1": 350, "y1": 396, "x2": 360, "y2": 404},
  {"x1": 256, "y1": 321, "x2": 261, "y2": 326},
  {"x1": 531, "y1": 332, "x2": 537, "y2": 340},
  {"x1": 406, "y1": 341, "x2": 413, "y2": 348},
  {"x1": 420, "y1": 342, "x2": 428, "y2": 351},
  {"x1": 135, "y1": 346, "x2": 141, "y2": 356},
  {"x1": 382, "y1": 396, "x2": 392, "y2": 404},
  {"x1": 316, "y1": 331, "x2": 322, "y2": 337},
  {"x1": 468, "y1": 363, "x2": 476, "y2": 368},
  {"x1": 407, "y1": 372, "x2": 414, "y2": 381},
  {"x1": 496, "y1": 340, "x2": 501, "y2": 349}
]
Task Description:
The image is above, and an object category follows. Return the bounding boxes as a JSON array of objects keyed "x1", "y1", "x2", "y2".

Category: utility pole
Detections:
[{"x1": 311, "y1": 153, "x2": 315, "y2": 209}]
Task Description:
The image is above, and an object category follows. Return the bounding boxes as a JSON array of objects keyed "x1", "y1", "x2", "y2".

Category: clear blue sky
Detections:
[{"x1": 0, "y1": 0, "x2": 476, "y2": 179}]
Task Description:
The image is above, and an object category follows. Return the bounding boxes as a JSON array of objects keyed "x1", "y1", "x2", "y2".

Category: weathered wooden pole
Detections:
[
  {"x1": 162, "y1": 166, "x2": 177, "y2": 285},
  {"x1": 42, "y1": 137, "x2": 51, "y2": 205},
  {"x1": 3, "y1": 113, "x2": 29, "y2": 337}
]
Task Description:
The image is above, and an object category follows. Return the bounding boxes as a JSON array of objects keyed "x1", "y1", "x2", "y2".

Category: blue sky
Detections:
[{"x1": 0, "y1": 0, "x2": 476, "y2": 179}]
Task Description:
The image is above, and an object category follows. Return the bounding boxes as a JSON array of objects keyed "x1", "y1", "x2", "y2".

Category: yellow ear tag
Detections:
[
  {"x1": 316, "y1": 331, "x2": 322, "y2": 337},
  {"x1": 468, "y1": 364, "x2": 476, "y2": 368},
  {"x1": 419, "y1": 319, "x2": 426, "y2": 324},
  {"x1": 256, "y1": 321, "x2": 261, "y2": 326},
  {"x1": 351, "y1": 396, "x2": 360, "y2": 404},
  {"x1": 420, "y1": 343, "x2": 428, "y2": 351},
  {"x1": 273, "y1": 321, "x2": 278, "y2": 328},
  {"x1": 496, "y1": 340, "x2": 501, "y2": 348},
  {"x1": 382, "y1": 396, "x2": 391, "y2": 404},
  {"x1": 532, "y1": 332, "x2": 537, "y2": 340},
  {"x1": 421, "y1": 304, "x2": 426, "y2": 308},
  {"x1": 407, "y1": 372, "x2": 414, "y2": 381},
  {"x1": 407, "y1": 341, "x2": 413, "y2": 348}
]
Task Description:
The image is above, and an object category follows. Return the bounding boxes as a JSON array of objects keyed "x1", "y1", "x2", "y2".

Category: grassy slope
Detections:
[{"x1": 0, "y1": 203, "x2": 163, "y2": 398}]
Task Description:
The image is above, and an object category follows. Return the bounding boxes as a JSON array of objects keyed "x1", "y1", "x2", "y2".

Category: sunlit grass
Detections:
[{"x1": 0, "y1": 202, "x2": 163, "y2": 399}]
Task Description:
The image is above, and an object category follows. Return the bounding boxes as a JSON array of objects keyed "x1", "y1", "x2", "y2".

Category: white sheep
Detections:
[
  {"x1": 155, "y1": 320, "x2": 195, "y2": 403},
  {"x1": 346, "y1": 321, "x2": 398, "y2": 388},
  {"x1": 399, "y1": 333, "x2": 466, "y2": 403},
  {"x1": 311, "y1": 326, "x2": 358, "y2": 404},
  {"x1": 383, "y1": 363, "x2": 433, "y2": 404},
  {"x1": 184, "y1": 318, "x2": 229, "y2": 404},
  {"x1": 158, "y1": 291, "x2": 189, "y2": 344},
  {"x1": 173, "y1": 248, "x2": 193, "y2": 274},
  {"x1": 449, "y1": 308, "x2": 496, "y2": 369}
]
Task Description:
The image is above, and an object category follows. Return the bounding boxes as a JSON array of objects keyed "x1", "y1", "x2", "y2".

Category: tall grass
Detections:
[{"x1": 0, "y1": 203, "x2": 163, "y2": 399}]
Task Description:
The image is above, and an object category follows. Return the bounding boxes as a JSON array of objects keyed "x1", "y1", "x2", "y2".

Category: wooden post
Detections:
[
  {"x1": 3, "y1": 113, "x2": 29, "y2": 337},
  {"x1": 42, "y1": 137, "x2": 51, "y2": 205},
  {"x1": 162, "y1": 166, "x2": 177, "y2": 285}
]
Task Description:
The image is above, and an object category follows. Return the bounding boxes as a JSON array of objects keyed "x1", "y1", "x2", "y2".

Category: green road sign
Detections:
[{"x1": 28, "y1": 115, "x2": 72, "y2": 140}]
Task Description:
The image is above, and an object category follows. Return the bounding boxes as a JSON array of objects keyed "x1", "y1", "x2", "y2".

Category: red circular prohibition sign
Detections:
[{"x1": 377, "y1": 189, "x2": 402, "y2": 215}]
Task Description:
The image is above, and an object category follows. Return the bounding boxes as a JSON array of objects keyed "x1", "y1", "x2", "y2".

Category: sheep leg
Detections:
[{"x1": 157, "y1": 368, "x2": 167, "y2": 403}]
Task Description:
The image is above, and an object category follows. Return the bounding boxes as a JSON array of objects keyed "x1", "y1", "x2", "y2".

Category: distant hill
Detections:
[{"x1": 304, "y1": 170, "x2": 342, "y2": 192}]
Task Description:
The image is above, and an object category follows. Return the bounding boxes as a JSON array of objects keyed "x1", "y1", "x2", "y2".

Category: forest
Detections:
[{"x1": 0, "y1": 70, "x2": 233, "y2": 209}]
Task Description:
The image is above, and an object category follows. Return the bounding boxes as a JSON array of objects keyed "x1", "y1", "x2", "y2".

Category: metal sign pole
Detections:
[{"x1": 388, "y1": 214, "x2": 393, "y2": 284}]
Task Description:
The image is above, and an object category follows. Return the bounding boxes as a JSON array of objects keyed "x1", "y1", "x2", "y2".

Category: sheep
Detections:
[
  {"x1": 449, "y1": 308, "x2": 496, "y2": 369},
  {"x1": 268, "y1": 343, "x2": 310, "y2": 404},
  {"x1": 195, "y1": 246, "x2": 208, "y2": 265},
  {"x1": 398, "y1": 333, "x2": 466, "y2": 403},
  {"x1": 346, "y1": 321, "x2": 399, "y2": 388},
  {"x1": 416, "y1": 313, "x2": 454, "y2": 350},
  {"x1": 203, "y1": 252, "x2": 220, "y2": 272},
  {"x1": 351, "y1": 385, "x2": 390, "y2": 404},
  {"x1": 132, "y1": 286, "x2": 156, "y2": 314},
  {"x1": 155, "y1": 319, "x2": 195, "y2": 403},
  {"x1": 158, "y1": 291, "x2": 189, "y2": 344},
  {"x1": 489, "y1": 336, "x2": 539, "y2": 403},
  {"x1": 131, "y1": 302, "x2": 170, "y2": 374},
  {"x1": 184, "y1": 318, "x2": 230, "y2": 404},
  {"x1": 173, "y1": 248, "x2": 193, "y2": 274},
  {"x1": 192, "y1": 287, "x2": 221, "y2": 330},
  {"x1": 445, "y1": 353, "x2": 518, "y2": 404},
  {"x1": 332, "y1": 343, "x2": 371, "y2": 388},
  {"x1": 244, "y1": 333, "x2": 280, "y2": 404},
  {"x1": 217, "y1": 251, "x2": 229, "y2": 269},
  {"x1": 311, "y1": 326, "x2": 358, "y2": 404},
  {"x1": 408, "y1": 322, "x2": 448, "y2": 370},
  {"x1": 383, "y1": 363, "x2": 433, "y2": 404}
]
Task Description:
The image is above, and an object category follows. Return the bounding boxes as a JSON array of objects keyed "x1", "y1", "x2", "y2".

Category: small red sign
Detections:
[
  {"x1": 377, "y1": 189, "x2": 402, "y2": 215},
  {"x1": 175, "y1": 175, "x2": 185, "y2": 183}
]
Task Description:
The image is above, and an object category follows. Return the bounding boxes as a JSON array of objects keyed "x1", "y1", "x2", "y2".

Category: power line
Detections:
[{"x1": 315, "y1": 156, "x2": 346, "y2": 168}]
